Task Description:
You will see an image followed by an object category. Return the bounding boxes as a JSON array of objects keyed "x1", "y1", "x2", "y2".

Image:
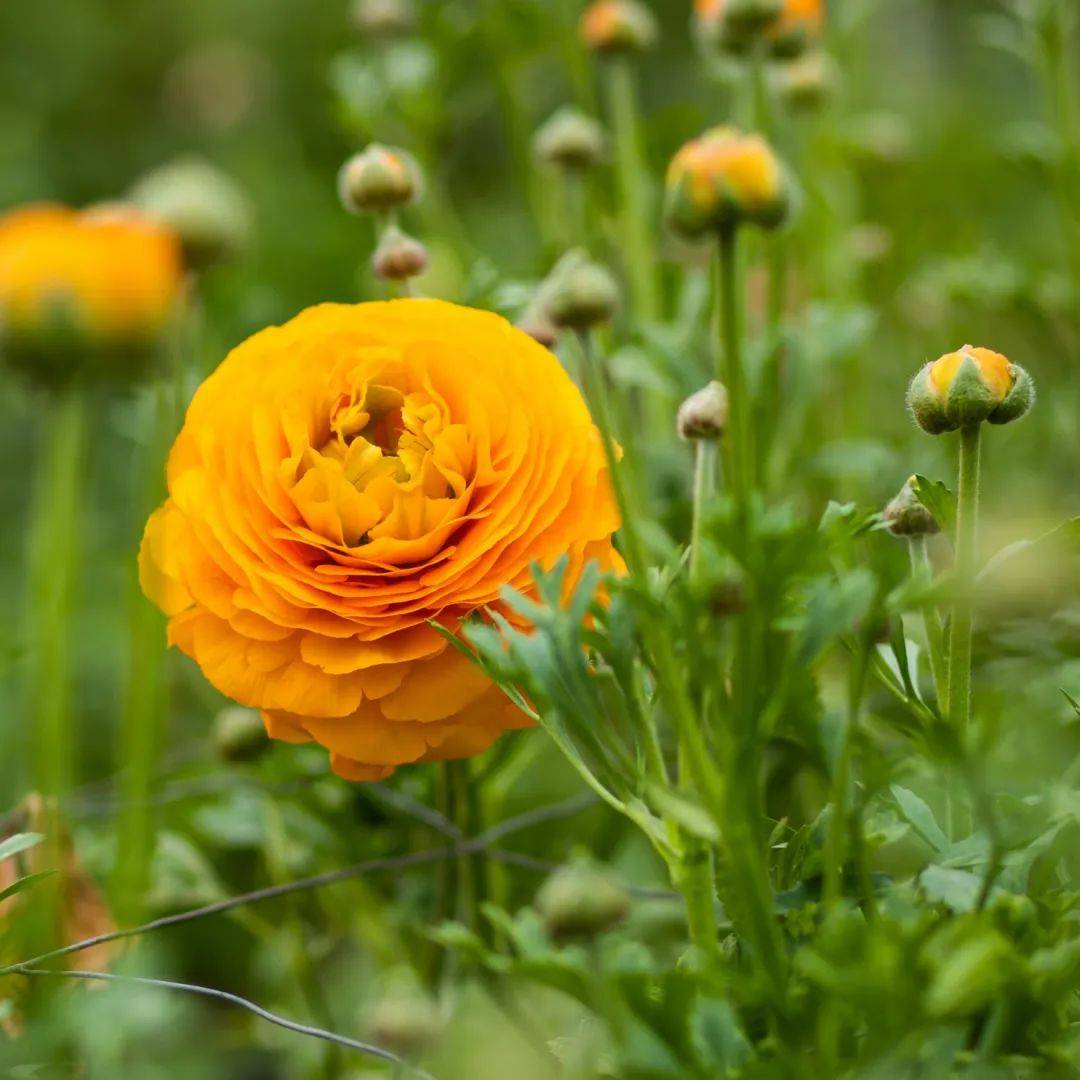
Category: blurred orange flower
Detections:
[
  {"x1": 140, "y1": 300, "x2": 621, "y2": 780},
  {"x1": 0, "y1": 203, "x2": 182, "y2": 363},
  {"x1": 769, "y1": 0, "x2": 823, "y2": 54}
]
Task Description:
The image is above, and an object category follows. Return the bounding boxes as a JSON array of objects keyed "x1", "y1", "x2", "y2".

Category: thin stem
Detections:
[
  {"x1": 26, "y1": 384, "x2": 86, "y2": 804},
  {"x1": 909, "y1": 536, "x2": 948, "y2": 708},
  {"x1": 606, "y1": 58, "x2": 659, "y2": 322},
  {"x1": 947, "y1": 423, "x2": 981, "y2": 732},
  {"x1": 715, "y1": 227, "x2": 752, "y2": 516},
  {"x1": 688, "y1": 440, "x2": 717, "y2": 586}
]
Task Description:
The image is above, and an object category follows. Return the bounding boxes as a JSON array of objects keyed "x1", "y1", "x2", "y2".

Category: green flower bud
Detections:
[
  {"x1": 371, "y1": 224, "x2": 428, "y2": 280},
  {"x1": 665, "y1": 126, "x2": 790, "y2": 237},
  {"x1": 883, "y1": 476, "x2": 939, "y2": 537},
  {"x1": 907, "y1": 345, "x2": 1035, "y2": 435},
  {"x1": 536, "y1": 859, "x2": 630, "y2": 940},
  {"x1": 130, "y1": 156, "x2": 253, "y2": 269},
  {"x1": 338, "y1": 145, "x2": 421, "y2": 215},
  {"x1": 534, "y1": 108, "x2": 607, "y2": 170},
  {"x1": 773, "y1": 51, "x2": 837, "y2": 113},
  {"x1": 677, "y1": 381, "x2": 729, "y2": 440},
  {"x1": 368, "y1": 970, "x2": 443, "y2": 1057},
  {"x1": 214, "y1": 706, "x2": 269, "y2": 763},
  {"x1": 540, "y1": 249, "x2": 620, "y2": 330}
]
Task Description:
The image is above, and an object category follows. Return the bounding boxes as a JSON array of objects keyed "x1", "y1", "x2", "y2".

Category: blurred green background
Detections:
[{"x1": 1, "y1": 0, "x2": 1078, "y2": 1074}]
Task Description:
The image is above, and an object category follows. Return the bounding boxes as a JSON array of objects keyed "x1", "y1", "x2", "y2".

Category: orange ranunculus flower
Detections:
[
  {"x1": 0, "y1": 202, "x2": 183, "y2": 381},
  {"x1": 140, "y1": 299, "x2": 622, "y2": 780}
]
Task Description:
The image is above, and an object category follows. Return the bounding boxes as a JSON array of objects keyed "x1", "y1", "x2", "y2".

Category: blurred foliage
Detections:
[{"x1": 1, "y1": 0, "x2": 1079, "y2": 1076}]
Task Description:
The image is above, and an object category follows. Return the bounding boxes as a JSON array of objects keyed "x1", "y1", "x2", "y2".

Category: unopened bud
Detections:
[
  {"x1": 368, "y1": 972, "x2": 443, "y2": 1057},
  {"x1": 351, "y1": 0, "x2": 415, "y2": 38},
  {"x1": 541, "y1": 249, "x2": 620, "y2": 329},
  {"x1": 214, "y1": 707, "x2": 269, "y2": 763},
  {"x1": 130, "y1": 156, "x2": 253, "y2": 269},
  {"x1": 883, "y1": 477, "x2": 939, "y2": 538},
  {"x1": 517, "y1": 302, "x2": 560, "y2": 348},
  {"x1": 695, "y1": 0, "x2": 782, "y2": 53},
  {"x1": 768, "y1": 0, "x2": 824, "y2": 58},
  {"x1": 371, "y1": 225, "x2": 428, "y2": 280},
  {"x1": 580, "y1": 0, "x2": 658, "y2": 56},
  {"x1": 665, "y1": 126, "x2": 790, "y2": 237},
  {"x1": 907, "y1": 345, "x2": 1034, "y2": 435},
  {"x1": 536, "y1": 859, "x2": 630, "y2": 940},
  {"x1": 677, "y1": 381, "x2": 729, "y2": 440},
  {"x1": 773, "y1": 51, "x2": 837, "y2": 113},
  {"x1": 338, "y1": 145, "x2": 421, "y2": 215},
  {"x1": 534, "y1": 108, "x2": 607, "y2": 170}
]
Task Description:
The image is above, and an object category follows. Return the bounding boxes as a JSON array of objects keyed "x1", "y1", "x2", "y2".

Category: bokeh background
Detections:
[{"x1": 1, "y1": 0, "x2": 1078, "y2": 1075}]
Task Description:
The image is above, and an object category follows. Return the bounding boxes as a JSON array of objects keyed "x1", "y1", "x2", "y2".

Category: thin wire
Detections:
[{"x1": 17, "y1": 967, "x2": 434, "y2": 1079}]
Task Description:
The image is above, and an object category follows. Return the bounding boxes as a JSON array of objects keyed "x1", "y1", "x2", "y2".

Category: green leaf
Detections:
[
  {"x1": 891, "y1": 785, "x2": 950, "y2": 854},
  {"x1": 1061, "y1": 689, "x2": 1080, "y2": 720},
  {"x1": 0, "y1": 833, "x2": 43, "y2": 864},
  {"x1": 0, "y1": 868, "x2": 56, "y2": 904},
  {"x1": 911, "y1": 475, "x2": 956, "y2": 540},
  {"x1": 977, "y1": 517, "x2": 1080, "y2": 584},
  {"x1": 796, "y1": 570, "x2": 877, "y2": 665},
  {"x1": 918, "y1": 865, "x2": 988, "y2": 913}
]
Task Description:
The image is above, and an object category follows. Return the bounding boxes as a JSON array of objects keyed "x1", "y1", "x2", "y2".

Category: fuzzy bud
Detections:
[
  {"x1": 907, "y1": 345, "x2": 1035, "y2": 435},
  {"x1": 534, "y1": 108, "x2": 607, "y2": 170},
  {"x1": 351, "y1": 0, "x2": 415, "y2": 38},
  {"x1": 536, "y1": 860, "x2": 630, "y2": 940},
  {"x1": 580, "y1": 0, "x2": 658, "y2": 56},
  {"x1": 665, "y1": 126, "x2": 790, "y2": 237},
  {"x1": 541, "y1": 249, "x2": 620, "y2": 330},
  {"x1": 677, "y1": 381, "x2": 729, "y2": 440},
  {"x1": 130, "y1": 156, "x2": 253, "y2": 269},
  {"x1": 338, "y1": 145, "x2": 421, "y2": 215},
  {"x1": 214, "y1": 707, "x2": 269, "y2": 763},
  {"x1": 883, "y1": 477, "x2": 939, "y2": 538},
  {"x1": 371, "y1": 225, "x2": 428, "y2": 280},
  {"x1": 516, "y1": 302, "x2": 560, "y2": 349}
]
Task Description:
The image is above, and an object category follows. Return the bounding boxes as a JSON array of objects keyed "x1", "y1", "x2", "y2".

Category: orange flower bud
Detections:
[
  {"x1": 580, "y1": 0, "x2": 658, "y2": 56},
  {"x1": 0, "y1": 202, "x2": 183, "y2": 383},
  {"x1": 907, "y1": 346, "x2": 1035, "y2": 434},
  {"x1": 665, "y1": 126, "x2": 790, "y2": 237}
]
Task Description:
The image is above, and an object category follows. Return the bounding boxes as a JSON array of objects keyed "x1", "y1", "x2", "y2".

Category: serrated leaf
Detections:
[
  {"x1": 891, "y1": 785, "x2": 950, "y2": 854},
  {"x1": 911, "y1": 475, "x2": 956, "y2": 540},
  {"x1": 0, "y1": 833, "x2": 44, "y2": 864}
]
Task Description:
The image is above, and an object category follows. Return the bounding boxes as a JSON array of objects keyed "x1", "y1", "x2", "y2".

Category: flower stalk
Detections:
[{"x1": 947, "y1": 422, "x2": 981, "y2": 732}]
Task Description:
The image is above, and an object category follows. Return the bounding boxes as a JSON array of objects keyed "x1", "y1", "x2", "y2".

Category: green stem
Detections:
[
  {"x1": 947, "y1": 423, "x2": 981, "y2": 732},
  {"x1": 689, "y1": 440, "x2": 717, "y2": 586},
  {"x1": 715, "y1": 227, "x2": 752, "y2": 517},
  {"x1": 114, "y1": 383, "x2": 173, "y2": 922},
  {"x1": 909, "y1": 536, "x2": 948, "y2": 708},
  {"x1": 606, "y1": 58, "x2": 659, "y2": 322},
  {"x1": 27, "y1": 384, "x2": 86, "y2": 805}
]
